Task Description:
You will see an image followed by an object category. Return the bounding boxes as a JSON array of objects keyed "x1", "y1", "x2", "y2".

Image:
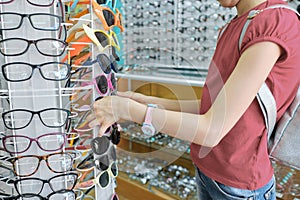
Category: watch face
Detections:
[{"x1": 142, "y1": 124, "x2": 155, "y2": 136}]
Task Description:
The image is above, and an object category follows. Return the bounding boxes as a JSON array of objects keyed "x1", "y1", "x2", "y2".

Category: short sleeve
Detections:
[{"x1": 240, "y1": 8, "x2": 300, "y2": 63}]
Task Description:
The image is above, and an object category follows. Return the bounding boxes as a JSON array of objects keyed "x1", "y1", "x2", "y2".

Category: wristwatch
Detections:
[{"x1": 141, "y1": 104, "x2": 158, "y2": 137}]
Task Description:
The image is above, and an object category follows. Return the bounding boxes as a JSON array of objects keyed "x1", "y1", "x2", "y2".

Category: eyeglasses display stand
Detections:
[
  {"x1": 0, "y1": 1, "x2": 74, "y2": 198},
  {"x1": 62, "y1": 0, "x2": 121, "y2": 199}
]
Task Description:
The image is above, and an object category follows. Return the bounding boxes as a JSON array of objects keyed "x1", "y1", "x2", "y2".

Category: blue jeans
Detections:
[{"x1": 195, "y1": 167, "x2": 276, "y2": 200}]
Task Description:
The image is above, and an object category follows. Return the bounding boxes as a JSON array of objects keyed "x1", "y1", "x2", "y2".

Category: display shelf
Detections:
[
  {"x1": 121, "y1": 133, "x2": 191, "y2": 161},
  {"x1": 116, "y1": 143, "x2": 197, "y2": 200},
  {"x1": 116, "y1": 172, "x2": 175, "y2": 200},
  {"x1": 116, "y1": 171, "x2": 198, "y2": 200},
  {"x1": 118, "y1": 135, "x2": 300, "y2": 200}
]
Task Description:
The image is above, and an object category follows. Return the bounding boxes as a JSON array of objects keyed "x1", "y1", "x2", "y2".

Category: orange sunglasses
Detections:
[{"x1": 92, "y1": 0, "x2": 124, "y2": 32}]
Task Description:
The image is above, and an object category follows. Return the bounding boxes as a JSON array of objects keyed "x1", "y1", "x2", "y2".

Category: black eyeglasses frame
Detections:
[
  {"x1": 2, "y1": 108, "x2": 71, "y2": 130},
  {"x1": 0, "y1": 38, "x2": 68, "y2": 57},
  {"x1": 1, "y1": 61, "x2": 71, "y2": 82}
]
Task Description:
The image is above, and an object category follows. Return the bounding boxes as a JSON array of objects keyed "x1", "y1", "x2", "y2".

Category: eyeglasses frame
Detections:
[
  {"x1": 1, "y1": 61, "x2": 71, "y2": 82},
  {"x1": 1, "y1": 132, "x2": 67, "y2": 154},
  {"x1": 6, "y1": 151, "x2": 76, "y2": 177},
  {"x1": 0, "y1": 38, "x2": 68, "y2": 57},
  {"x1": 2, "y1": 107, "x2": 71, "y2": 130}
]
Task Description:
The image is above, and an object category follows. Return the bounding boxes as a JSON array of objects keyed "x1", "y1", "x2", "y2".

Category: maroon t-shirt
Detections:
[{"x1": 190, "y1": 0, "x2": 300, "y2": 190}]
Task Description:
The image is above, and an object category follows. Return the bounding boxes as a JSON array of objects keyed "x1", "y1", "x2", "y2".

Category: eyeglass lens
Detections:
[
  {"x1": 96, "y1": 0, "x2": 106, "y2": 4},
  {"x1": 110, "y1": 126, "x2": 120, "y2": 145},
  {"x1": 95, "y1": 31, "x2": 110, "y2": 47},
  {"x1": 110, "y1": 73, "x2": 116, "y2": 89},
  {"x1": 110, "y1": 162, "x2": 118, "y2": 177},
  {"x1": 0, "y1": 12, "x2": 61, "y2": 31},
  {"x1": 2, "y1": 62, "x2": 70, "y2": 82},
  {"x1": 97, "y1": 54, "x2": 112, "y2": 74},
  {"x1": 98, "y1": 162, "x2": 118, "y2": 188},
  {"x1": 95, "y1": 154, "x2": 110, "y2": 171},
  {"x1": 91, "y1": 136, "x2": 110, "y2": 155},
  {"x1": 111, "y1": 33, "x2": 119, "y2": 46},
  {"x1": 95, "y1": 75, "x2": 109, "y2": 95},
  {"x1": 99, "y1": 171, "x2": 110, "y2": 188},
  {"x1": 112, "y1": 194, "x2": 119, "y2": 200},
  {"x1": 111, "y1": 46, "x2": 120, "y2": 61},
  {"x1": 96, "y1": 0, "x2": 116, "y2": 9},
  {"x1": 103, "y1": 10, "x2": 115, "y2": 26}
]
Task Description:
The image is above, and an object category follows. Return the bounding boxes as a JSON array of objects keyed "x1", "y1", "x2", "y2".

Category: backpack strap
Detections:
[
  {"x1": 256, "y1": 83, "x2": 277, "y2": 141},
  {"x1": 239, "y1": 4, "x2": 300, "y2": 50},
  {"x1": 238, "y1": 4, "x2": 300, "y2": 141}
]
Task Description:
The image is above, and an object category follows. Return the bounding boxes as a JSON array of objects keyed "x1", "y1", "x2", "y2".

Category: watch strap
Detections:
[{"x1": 144, "y1": 106, "x2": 154, "y2": 125}]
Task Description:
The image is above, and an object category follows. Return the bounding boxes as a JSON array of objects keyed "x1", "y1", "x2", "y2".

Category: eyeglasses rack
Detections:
[
  {"x1": 62, "y1": 0, "x2": 122, "y2": 200},
  {"x1": 0, "y1": 0, "x2": 73, "y2": 198},
  {"x1": 1, "y1": 0, "x2": 123, "y2": 199}
]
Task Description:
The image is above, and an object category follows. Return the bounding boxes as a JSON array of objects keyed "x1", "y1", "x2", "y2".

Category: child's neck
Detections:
[{"x1": 236, "y1": 0, "x2": 267, "y2": 16}]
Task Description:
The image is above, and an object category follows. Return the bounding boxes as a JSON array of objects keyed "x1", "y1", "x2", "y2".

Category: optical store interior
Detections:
[{"x1": 0, "y1": 0, "x2": 299, "y2": 200}]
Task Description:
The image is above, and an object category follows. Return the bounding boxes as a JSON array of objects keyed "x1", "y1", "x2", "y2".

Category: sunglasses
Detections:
[
  {"x1": 1, "y1": 61, "x2": 71, "y2": 82},
  {"x1": 12, "y1": 172, "x2": 78, "y2": 195},
  {"x1": 83, "y1": 53, "x2": 119, "y2": 74},
  {"x1": 92, "y1": 0, "x2": 124, "y2": 32},
  {"x1": 76, "y1": 146, "x2": 117, "y2": 172},
  {"x1": 5, "y1": 152, "x2": 76, "y2": 177},
  {"x1": 0, "y1": 12, "x2": 62, "y2": 31},
  {"x1": 83, "y1": 24, "x2": 120, "y2": 52},
  {"x1": 1, "y1": 132, "x2": 66, "y2": 154},
  {"x1": 0, "y1": 38, "x2": 68, "y2": 57},
  {"x1": 80, "y1": 73, "x2": 116, "y2": 96},
  {"x1": 90, "y1": 132, "x2": 120, "y2": 156},
  {"x1": 2, "y1": 108, "x2": 71, "y2": 130},
  {"x1": 76, "y1": 161, "x2": 118, "y2": 190}
]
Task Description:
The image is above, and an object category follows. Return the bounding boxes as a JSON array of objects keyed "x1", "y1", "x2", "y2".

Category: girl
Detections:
[{"x1": 87, "y1": 0, "x2": 300, "y2": 199}]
